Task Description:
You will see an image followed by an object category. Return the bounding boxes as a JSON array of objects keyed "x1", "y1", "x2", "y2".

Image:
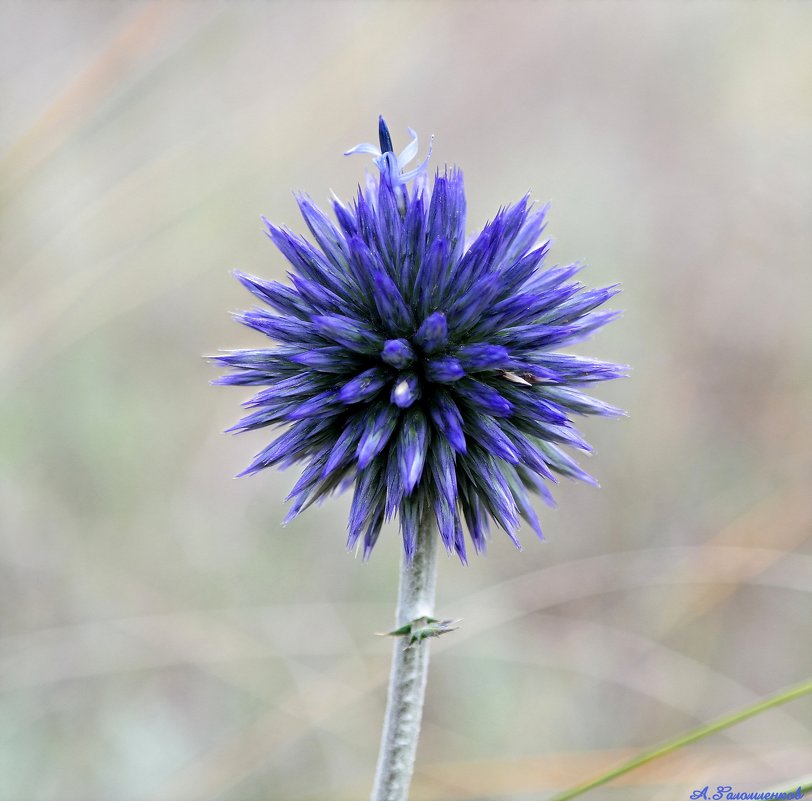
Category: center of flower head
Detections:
[{"x1": 374, "y1": 311, "x2": 451, "y2": 409}]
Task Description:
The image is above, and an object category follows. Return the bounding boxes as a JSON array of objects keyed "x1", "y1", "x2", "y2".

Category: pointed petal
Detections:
[
  {"x1": 344, "y1": 142, "x2": 381, "y2": 157},
  {"x1": 381, "y1": 339, "x2": 415, "y2": 369},
  {"x1": 348, "y1": 458, "x2": 385, "y2": 548},
  {"x1": 290, "y1": 345, "x2": 363, "y2": 374},
  {"x1": 414, "y1": 312, "x2": 448, "y2": 354},
  {"x1": 398, "y1": 134, "x2": 433, "y2": 182},
  {"x1": 425, "y1": 357, "x2": 465, "y2": 383},
  {"x1": 539, "y1": 386, "x2": 626, "y2": 417},
  {"x1": 463, "y1": 414, "x2": 520, "y2": 463},
  {"x1": 428, "y1": 390, "x2": 467, "y2": 454},
  {"x1": 536, "y1": 441, "x2": 598, "y2": 486},
  {"x1": 371, "y1": 270, "x2": 413, "y2": 334},
  {"x1": 453, "y1": 514, "x2": 467, "y2": 564},
  {"x1": 453, "y1": 378, "x2": 512, "y2": 417},
  {"x1": 397, "y1": 409, "x2": 429, "y2": 494},
  {"x1": 413, "y1": 238, "x2": 450, "y2": 316},
  {"x1": 505, "y1": 464, "x2": 544, "y2": 540},
  {"x1": 323, "y1": 415, "x2": 365, "y2": 478},
  {"x1": 400, "y1": 495, "x2": 423, "y2": 560},
  {"x1": 233, "y1": 309, "x2": 317, "y2": 345},
  {"x1": 338, "y1": 367, "x2": 390, "y2": 404},
  {"x1": 356, "y1": 404, "x2": 399, "y2": 468},
  {"x1": 455, "y1": 344, "x2": 511, "y2": 372},
  {"x1": 233, "y1": 271, "x2": 309, "y2": 318},
  {"x1": 312, "y1": 314, "x2": 384, "y2": 355},
  {"x1": 362, "y1": 505, "x2": 385, "y2": 560},
  {"x1": 397, "y1": 127, "x2": 419, "y2": 168}
]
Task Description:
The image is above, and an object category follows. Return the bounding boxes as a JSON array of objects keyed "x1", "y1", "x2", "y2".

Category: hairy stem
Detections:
[{"x1": 371, "y1": 513, "x2": 439, "y2": 801}]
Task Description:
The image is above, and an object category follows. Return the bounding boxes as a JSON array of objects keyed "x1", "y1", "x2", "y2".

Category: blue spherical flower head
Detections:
[{"x1": 214, "y1": 117, "x2": 625, "y2": 563}]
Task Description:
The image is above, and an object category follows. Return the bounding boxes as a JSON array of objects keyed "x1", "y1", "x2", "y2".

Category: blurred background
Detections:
[{"x1": 1, "y1": 2, "x2": 811, "y2": 799}]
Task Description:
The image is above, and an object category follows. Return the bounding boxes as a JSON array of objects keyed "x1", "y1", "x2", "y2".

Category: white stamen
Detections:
[{"x1": 393, "y1": 380, "x2": 410, "y2": 402}]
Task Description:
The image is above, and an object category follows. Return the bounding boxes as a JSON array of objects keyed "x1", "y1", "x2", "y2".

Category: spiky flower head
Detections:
[{"x1": 214, "y1": 117, "x2": 624, "y2": 563}]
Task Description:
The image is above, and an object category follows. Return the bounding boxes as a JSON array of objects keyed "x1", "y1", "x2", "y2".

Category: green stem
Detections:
[
  {"x1": 370, "y1": 512, "x2": 439, "y2": 801},
  {"x1": 546, "y1": 678, "x2": 812, "y2": 801}
]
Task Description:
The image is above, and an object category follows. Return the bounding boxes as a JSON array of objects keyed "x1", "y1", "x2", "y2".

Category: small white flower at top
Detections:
[{"x1": 345, "y1": 115, "x2": 433, "y2": 187}]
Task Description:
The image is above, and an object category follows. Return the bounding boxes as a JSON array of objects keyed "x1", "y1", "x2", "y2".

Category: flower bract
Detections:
[{"x1": 214, "y1": 117, "x2": 625, "y2": 562}]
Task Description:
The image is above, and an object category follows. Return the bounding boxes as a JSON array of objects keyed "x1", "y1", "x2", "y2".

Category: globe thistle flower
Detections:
[{"x1": 214, "y1": 117, "x2": 624, "y2": 563}]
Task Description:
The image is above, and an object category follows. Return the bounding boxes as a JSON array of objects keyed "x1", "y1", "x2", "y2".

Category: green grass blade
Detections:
[{"x1": 545, "y1": 678, "x2": 812, "y2": 801}]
